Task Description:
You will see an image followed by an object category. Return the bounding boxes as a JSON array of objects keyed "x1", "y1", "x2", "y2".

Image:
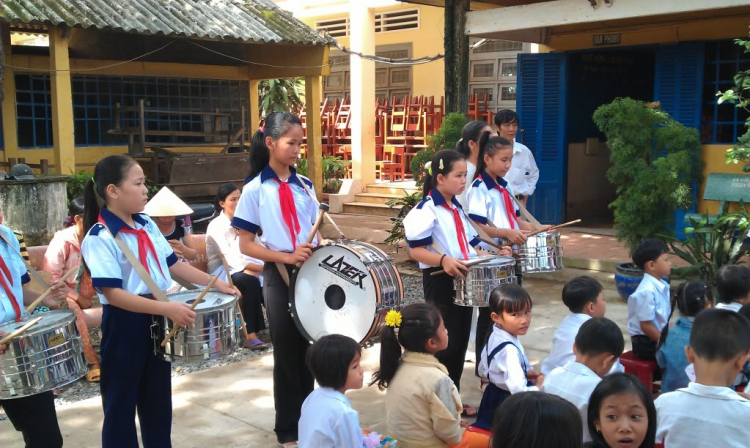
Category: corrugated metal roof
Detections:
[{"x1": 0, "y1": 0, "x2": 329, "y2": 46}]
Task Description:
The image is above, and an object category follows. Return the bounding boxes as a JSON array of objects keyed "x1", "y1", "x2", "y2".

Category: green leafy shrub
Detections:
[
  {"x1": 384, "y1": 190, "x2": 423, "y2": 245},
  {"x1": 294, "y1": 155, "x2": 346, "y2": 193},
  {"x1": 66, "y1": 171, "x2": 93, "y2": 206},
  {"x1": 592, "y1": 98, "x2": 704, "y2": 251},
  {"x1": 721, "y1": 34, "x2": 750, "y2": 171},
  {"x1": 410, "y1": 113, "x2": 468, "y2": 185}
]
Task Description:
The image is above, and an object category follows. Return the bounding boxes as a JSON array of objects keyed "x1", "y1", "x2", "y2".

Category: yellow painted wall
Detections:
[
  {"x1": 698, "y1": 144, "x2": 747, "y2": 214},
  {"x1": 299, "y1": 4, "x2": 446, "y2": 99}
]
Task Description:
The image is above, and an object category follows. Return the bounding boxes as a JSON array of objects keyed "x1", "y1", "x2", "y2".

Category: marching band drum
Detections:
[
  {"x1": 514, "y1": 230, "x2": 564, "y2": 274},
  {"x1": 453, "y1": 256, "x2": 516, "y2": 307}
]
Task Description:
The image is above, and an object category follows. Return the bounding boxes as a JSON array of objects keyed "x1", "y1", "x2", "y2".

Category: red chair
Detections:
[{"x1": 620, "y1": 350, "x2": 660, "y2": 395}]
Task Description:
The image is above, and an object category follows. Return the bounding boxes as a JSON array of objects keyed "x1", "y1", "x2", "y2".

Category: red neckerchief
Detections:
[
  {"x1": 493, "y1": 184, "x2": 520, "y2": 229},
  {"x1": 274, "y1": 178, "x2": 301, "y2": 249},
  {"x1": 441, "y1": 203, "x2": 470, "y2": 260},
  {"x1": 99, "y1": 214, "x2": 165, "y2": 279},
  {"x1": 0, "y1": 253, "x2": 21, "y2": 321}
]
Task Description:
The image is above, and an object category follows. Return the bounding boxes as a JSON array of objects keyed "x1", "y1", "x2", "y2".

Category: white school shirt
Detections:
[
  {"x1": 478, "y1": 325, "x2": 538, "y2": 394},
  {"x1": 456, "y1": 160, "x2": 476, "y2": 209},
  {"x1": 81, "y1": 207, "x2": 178, "y2": 305},
  {"x1": 540, "y1": 361, "x2": 601, "y2": 443},
  {"x1": 0, "y1": 224, "x2": 31, "y2": 323},
  {"x1": 655, "y1": 382, "x2": 750, "y2": 447},
  {"x1": 232, "y1": 165, "x2": 318, "y2": 253},
  {"x1": 716, "y1": 302, "x2": 742, "y2": 312},
  {"x1": 467, "y1": 171, "x2": 521, "y2": 243},
  {"x1": 403, "y1": 188, "x2": 480, "y2": 269},
  {"x1": 505, "y1": 141, "x2": 539, "y2": 197},
  {"x1": 298, "y1": 387, "x2": 365, "y2": 448},
  {"x1": 627, "y1": 273, "x2": 671, "y2": 337},
  {"x1": 205, "y1": 211, "x2": 264, "y2": 282},
  {"x1": 540, "y1": 313, "x2": 624, "y2": 375}
]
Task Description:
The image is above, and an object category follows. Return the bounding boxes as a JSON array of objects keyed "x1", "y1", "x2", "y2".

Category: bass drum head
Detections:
[{"x1": 291, "y1": 244, "x2": 377, "y2": 344}]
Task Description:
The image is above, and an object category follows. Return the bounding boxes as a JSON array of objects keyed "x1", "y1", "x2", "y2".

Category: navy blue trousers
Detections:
[
  {"x1": 100, "y1": 304, "x2": 172, "y2": 448},
  {"x1": 1, "y1": 391, "x2": 62, "y2": 448}
]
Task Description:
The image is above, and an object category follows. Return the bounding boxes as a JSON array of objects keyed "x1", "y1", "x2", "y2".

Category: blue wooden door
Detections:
[
  {"x1": 654, "y1": 42, "x2": 705, "y2": 238},
  {"x1": 516, "y1": 53, "x2": 568, "y2": 224}
]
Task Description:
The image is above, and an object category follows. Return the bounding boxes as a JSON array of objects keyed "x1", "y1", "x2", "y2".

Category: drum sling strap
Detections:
[
  {"x1": 0, "y1": 230, "x2": 49, "y2": 289},
  {"x1": 510, "y1": 195, "x2": 542, "y2": 230}
]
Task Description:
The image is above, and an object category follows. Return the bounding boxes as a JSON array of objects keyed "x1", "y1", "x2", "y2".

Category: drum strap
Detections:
[
  {"x1": 97, "y1": 222, "x2": 170, "y2": 302},
  {"x1": 275, "y1": 262, "x2": 291, "y2": 287},
  {"x1": 298, "y1": 179, "x2": 346, "y2": 239},
  {"x1": 510, "y1": 195, "x2": 542, "y2": 230},
  {"x1": 0, "y1": 230, "x2": 49, "y2": 289}
]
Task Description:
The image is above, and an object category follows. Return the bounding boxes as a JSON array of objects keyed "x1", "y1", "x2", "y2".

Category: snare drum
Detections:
[
  {"x1": 152, "y1": 290, "x2": 240, "y2": 362},
  {"x1": 290, "y1": 240, "x2": 403, "y2": 345},
  {"x1": 514, "y1": 231, "x2": 564, "y2": 274},
  {"x1": 454, "y1": 257, "x2": 516, "y2": 307},
  {"x1": 0, "y1": 310, "x2": 86, "y2": 399}
]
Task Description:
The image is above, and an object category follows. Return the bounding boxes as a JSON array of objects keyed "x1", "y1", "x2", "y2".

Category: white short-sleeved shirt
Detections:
[
  {"x1": 0, "y1": 224, "x2": 31, "y2": 323},
  {"x1": 655, "y1": 382, "x2": 750, "y2": 446},
  {"x1": 403, "y1": 188, "x2": 480, "y2": 269},
  {"x1": 456, "y1": 161, "x2": 476, "y2": 209},
  {"x1": 81, "y1": 207, "x2": 178, "y2": 305},
  {"x1": 232, "y1": 165, "x2": 318, "y2": 253},
  {"x1": 505, "y1": 141, "x2": 539, "y2": 197},
  {"x1": 478, "y1": 325, "x2": 538, "y2": 394},
  {"x1": 716, "y1": 302, "x2": 742, "y2": 312},
  {"x1": 467, "y1": 171, "x2": 521, "y2": 240},
  {"x1": 205, "y1": 212, "x2": 263, "y2": 276},
  {"x1": 540, "y1": 361, "x2": 601, "y2": 443},
  {"x1": 298, "y1": 387, "x2": 365, "y2": 448},
  {"x1": 541, "y1": 313, "x2": 624, "y2": 375},
  {"x1": 627, "y1": 273, "x2": 671, "y2": 336}
]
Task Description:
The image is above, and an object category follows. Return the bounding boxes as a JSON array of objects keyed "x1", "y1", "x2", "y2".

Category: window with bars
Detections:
[
  {"x1": 473, "y1": 40, "x2": 523, "y2": 54},
  {"x1": 701, "y1": 39, "x2": 750, "y2": 144},
  {"x1": 316, "y1": 18, "x2": 349, "y2": 38},
  {"x1": 375, "y1": 9, "x2": 419, "y2": 33},
  {"x1": 472, "y1": 62, "x2": 495, "y2": 79},
  {"x1": 469, "y1": 36, "x2": 525, "y2": 111},
  {"x1": 14, "y1": 73, "x2": 250, "y2": 148}
]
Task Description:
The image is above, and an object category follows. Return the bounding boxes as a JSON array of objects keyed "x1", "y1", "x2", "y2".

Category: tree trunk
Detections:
[{"x1": 444, "y1": 0, "x2": 470, "y2": 114}]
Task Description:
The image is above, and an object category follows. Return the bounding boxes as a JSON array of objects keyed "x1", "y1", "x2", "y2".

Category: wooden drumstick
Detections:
[
  {"x1": 525, "y1": 219, "x2": 582, "y2": 238},
  {"x1": 219, "y1": 253, "x2": 249, "y2": 341},
  {"x1": 0, "y1": 317, "x2": 43, "y2": 345},
  {"x1": 24, "y1": 267, "x2": 78, "y2": 314},
  {"x1": 296, "y1": 203, "x2": 328, "y2": 268},
  {"x1": 160, "y1": 275, "x2": 218, "y2": 347}
]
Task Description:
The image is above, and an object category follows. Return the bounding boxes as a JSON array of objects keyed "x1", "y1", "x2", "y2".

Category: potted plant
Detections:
[
  {"x1": 592, "y1": 98, "x2": 704, "y2": 300},
  {"x1": 295, "y1": 155, "x2": 347, "y2": 200}
]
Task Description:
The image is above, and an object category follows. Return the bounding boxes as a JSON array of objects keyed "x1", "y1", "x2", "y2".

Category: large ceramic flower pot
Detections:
[{"x1": 615, "y1": 262, "x2": 644, "y2": 301}]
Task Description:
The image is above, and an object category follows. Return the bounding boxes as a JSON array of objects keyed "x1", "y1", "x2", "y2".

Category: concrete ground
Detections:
[{"x1": 0, "y1": 278, "x2": 630, "y2": 448}]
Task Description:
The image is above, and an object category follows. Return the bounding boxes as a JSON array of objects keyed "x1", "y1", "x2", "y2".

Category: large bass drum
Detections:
[
  {"x1": 0, "y1": 310, "x2": 87, "y2": 399},
  {"x1": 290, "y1": 240, "x2": 403, "y2": 345}
]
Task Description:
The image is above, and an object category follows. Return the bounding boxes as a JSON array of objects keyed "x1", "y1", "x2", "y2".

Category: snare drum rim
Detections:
[{"x1": 0, "y1": 310, "x2": 76, "y2": 333}]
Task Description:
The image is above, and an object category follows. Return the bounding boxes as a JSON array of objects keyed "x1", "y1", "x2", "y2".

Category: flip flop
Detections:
[
  {"x1": 243, "y1": 338, "x2": 268, "y2": 351},
  {"x1": 86, "y1": 368, "x2": 101, "y2": 383},
  {"x1": 461, "y1": 404, "x2": 477, "y2": 417}
]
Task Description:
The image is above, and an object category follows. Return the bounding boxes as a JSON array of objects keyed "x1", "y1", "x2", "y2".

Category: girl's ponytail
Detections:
[
  {"x1": 371, "y1": 325, "x2": 402, "y2": 390},
  {"x1": 657, "y1": 283, "x2": 681, "y2": 350},
  {"x1": 82, "y1": 178, "x2": 101, "y2": 234},
  {"x1": 474, "y1": 135, "x2": 509, "y2": 180},
  {"x1": 247, "y1": 129, "x2": 269, "y2": 181},
  {"x1": 658, "y1": 281, "x2": 713, "y2": 350}
]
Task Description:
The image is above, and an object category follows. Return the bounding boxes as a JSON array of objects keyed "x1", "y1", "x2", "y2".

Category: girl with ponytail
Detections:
[
  {"x1": 455, "y1": 121, "x2": 492, "y2": 208},
  {"x1": 656, "y1": 281, "x2": 713, "y2": 392},
  {"x1": 405, "y1": 149, "x2": 492, "y2": 417},
  {"x1": 373, "y1": 303, "x2": 489, "y2": 447},
  {"x1": 80, "y1": 155, "x2": 238, "y2": 447}
]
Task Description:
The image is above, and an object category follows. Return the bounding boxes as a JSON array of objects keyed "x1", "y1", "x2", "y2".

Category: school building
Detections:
[
  {"x1": 403, "y1": 0, "x2": 750, "y2": 225},
  {"x1": 0, "y1": 0, "x2": 332, "y2": 195}
]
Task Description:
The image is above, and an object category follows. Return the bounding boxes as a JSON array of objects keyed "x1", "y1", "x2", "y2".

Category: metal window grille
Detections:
[
  {"x1": 702, "y1": 39, "x2": 750, "y2": 144},
  {"x1": 317, "y1": 18, "x2": 349, "y2": 38},
  {"x1": 15, "y1": 73, "x2": 53, "y2": 148},
  {"x1": 473, "y1": 40, "x2": 523, "y2": 54},
  {"x1": 375, "y1": 9, "x2": 419, "y2": 33}
]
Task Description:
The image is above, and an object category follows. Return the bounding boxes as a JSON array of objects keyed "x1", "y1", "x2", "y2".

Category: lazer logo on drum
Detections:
[{"x1": 320, "y1": 255, "x2": 368, "y2": 289}]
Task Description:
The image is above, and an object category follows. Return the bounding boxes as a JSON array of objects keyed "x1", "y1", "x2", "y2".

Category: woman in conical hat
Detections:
[{"x1": 144, "y1": 187, "x2": 198, "y2": 262}]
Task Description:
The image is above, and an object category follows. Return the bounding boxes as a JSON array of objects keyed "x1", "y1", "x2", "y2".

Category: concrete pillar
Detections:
[
  {"x1": 48, "y1": 25, "x2": 75, "y2": 175},
  {"x1": 305, "y1": 75, "x2": 323, "y2": 201},
  {"x1": 1, "y1": 24, "x2": 19, "y2": 162},
  {"x1": 349, "y1": 0, "x2": 377, "y2": 186},
  {"x1": 249, "y1": 79, "x2": 260, "y2": 130}
]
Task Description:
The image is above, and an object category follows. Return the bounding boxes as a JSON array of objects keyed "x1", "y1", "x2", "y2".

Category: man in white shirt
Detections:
[
  {"x1": 541, "y1": 317, "x2": 625, "y2": 443},
  {"x1": 655, "y1": 309, "x2": 750, "y2": 447},
  {"x1": 494, "y1": 109, "x2": 539, "y2": 207}
]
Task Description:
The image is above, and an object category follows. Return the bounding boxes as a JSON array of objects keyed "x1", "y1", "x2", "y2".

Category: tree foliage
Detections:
[
  {"x1": 721, "y1": 34, "x2": 750, "y2": 171},
  {"x1": 410, "y1": 112, "x2": 468, "y2": 185},
  {"x1": 258, "y1": 78, "x2": 305, "y2": 118},
  {"x1": 592, "y1": 98, "x2": 704, "y2": 251}
]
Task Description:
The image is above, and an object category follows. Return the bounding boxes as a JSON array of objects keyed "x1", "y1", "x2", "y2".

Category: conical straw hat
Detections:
[{"x1": 144, "y1": 187, "x2": 194, "y2": 217}]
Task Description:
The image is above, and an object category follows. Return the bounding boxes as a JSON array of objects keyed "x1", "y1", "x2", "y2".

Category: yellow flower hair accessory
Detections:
[
  {"x1": 385, "y1": 309, "x2": 402, "y2": 328},
  {"x1": 439, "y1": 158, "x2": 444, "y2": 170},
  {"x1": 424, "y1": 161, "x2": 432, "y2": 176}
]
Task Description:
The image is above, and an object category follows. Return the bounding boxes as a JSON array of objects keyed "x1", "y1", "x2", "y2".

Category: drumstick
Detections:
[
  {"x1": 24, "y1": 267, "x2": 78, "y2": 314},
  {"x1": 478, "y1": 237, "x2": 506, "y2": 252},
  {"x1": 0, "y1": 317, "x2": 43, "y2": 345},
  {"x1": 296, "y1": 203, "x2": 328, "y2": 268},
  {"x1": 219, "y1": 253, "x2": 249, "y2": 341},
  {"x1": 525, "y1": 219, "x2": 582, "y2": 238},
  {"x1": 430, "y1": 255, "x2": 501, "y2": 276},
  {"x1": 160, "y1": 275, "x2": 218, "y2": 347}
]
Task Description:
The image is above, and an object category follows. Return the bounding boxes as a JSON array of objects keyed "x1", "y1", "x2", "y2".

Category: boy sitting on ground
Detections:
[{"x1": 716, "y1": 264, "x2": 750, "y2": 313}]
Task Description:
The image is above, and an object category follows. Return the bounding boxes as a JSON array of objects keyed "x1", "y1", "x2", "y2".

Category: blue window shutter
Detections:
[
  {"x1": 517, "y1": 53, "x2": 568, "y2": 224},
  {"x1": 654, "y1": 42, "x2": 705, "y2": 238}
]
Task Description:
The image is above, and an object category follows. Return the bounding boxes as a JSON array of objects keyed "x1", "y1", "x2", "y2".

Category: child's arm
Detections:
[
  {"x1": 237, "y1": 229, "x2": 312, "y2": 265},
  {"x1": 430, "y1": 377, "x2": 464, "y2": 445},
  {"x1": 640, "y1": 321, "x2": 661, "y2": 342},
  {"x1": 168, "y1": 261, "x2": 238, "y2": 296},
  {"x1": 496, "y1": 347, "x2": 539, "y2": 393},
  {"x1": 333, "y1": 409, "x2": 365, "y2": 448}
]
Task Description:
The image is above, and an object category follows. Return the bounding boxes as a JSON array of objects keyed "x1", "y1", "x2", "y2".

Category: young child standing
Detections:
[
  {"x1": 474, "y1": 284, "x2": 544, "y2": 429},
  {"x1": 655, "y1": 309, "x2": 750, "y2": 446},
  {"x1": 81, "y1": 155, "x2": 238, "y2": 447},
  {"x1": 587, "y1": 373, "x2": 657, "y2": 448},
  {"x1": 541, "y1": 276, "x2": 623, "y2": 375},
  {"x1": 541, "y1": 317, "x2": 625, "y2": 443},
  {"x1": 656, "y1": 280, "x2": 713, "y2": 393},
  {"x1": 233, "y1": 113, "x2": 320, "y2": 446},
  {"x1": 403, "y1": 150, "x2": 489, "y2": 403},
  {"x1": 298, "y1": 334, "x2": 369, "y2": 448},
  {"x1": 627, "y1": 239, "x2": 672, "y2": 361},
  {"x1": 372, "y1": 303, "x2": 488, "y2": 448},
  {"x1": 716, "y1": 264, "x2": 750, "y2": 312}
]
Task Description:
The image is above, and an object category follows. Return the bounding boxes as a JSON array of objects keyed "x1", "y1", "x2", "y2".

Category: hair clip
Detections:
[
  {"x1": 385, "y1": 309, "x2": 402, "y2": 328},
  {"x1": 424, "y1": 161, "x2": 432, "y2": 176},
  {"x1": 260, "y1": 125, "x2": 265, "y2": 134},
  {"x1": 439, "y1": 159, "x2": 444, "y2": 170}
]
